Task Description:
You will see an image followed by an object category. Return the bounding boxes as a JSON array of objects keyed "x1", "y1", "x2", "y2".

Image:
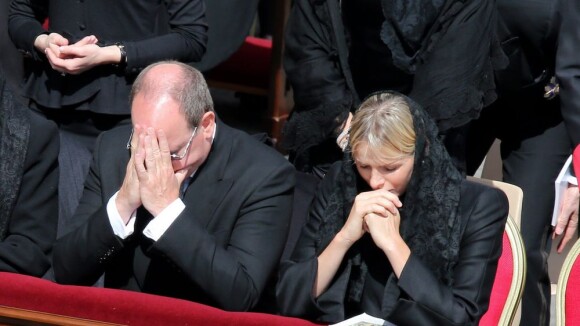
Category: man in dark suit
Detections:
[
  {"x1": 558, "y1": 0, "x2": 580, "y2": 148},
  {"x1": 466, "y1": 1, "x2": 572, "y2": 324},
  {"x1": 553, "y1": 0, "x2": 580, "y2": 254},
  {"x1": 52, "y1": 61, "x2": 295, "y2": 311},
  {"x1": 0, "y1": 71, "x2": 59, "y2": 276},
  {"x1": 9, "y1": 0, "x2": 208, "y2": 237}
]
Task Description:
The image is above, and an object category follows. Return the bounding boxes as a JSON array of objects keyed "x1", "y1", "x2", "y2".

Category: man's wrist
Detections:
[
  {"x1": 143, "y1": 198, "x2": 185, "y2": 241},
  {"x1": 147, "y1": 201, "x2": 173, "y2": 218},
  {"x1": 115, "y1": 194, "x2": 136, "y2": 224}
]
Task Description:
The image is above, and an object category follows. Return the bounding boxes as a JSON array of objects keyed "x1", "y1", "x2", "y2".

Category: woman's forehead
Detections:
[{"x1": 353, "y1": 146, "x2": 411, "y2": 165}]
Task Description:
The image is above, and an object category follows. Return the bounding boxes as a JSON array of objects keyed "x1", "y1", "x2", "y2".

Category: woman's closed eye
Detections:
[
  {"x1": 356, "y1": 163, "x2": 399, "y2": 175},
  {"x1": 380, "y1": 165, "x2": 399, "y2": 173}
]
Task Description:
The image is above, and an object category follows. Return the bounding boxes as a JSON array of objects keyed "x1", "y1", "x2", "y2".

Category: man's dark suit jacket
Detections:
[
  {"x1": 557, "y1": 0, "x2": 580, "y2": 145},
  {"x1": 53, "y1": 121, "x2": 295, "y2": 312}
]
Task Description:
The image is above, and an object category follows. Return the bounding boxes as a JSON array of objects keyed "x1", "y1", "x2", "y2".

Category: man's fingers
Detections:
[
  {"x1": 134, "y1": 134, "x2": 148, "y2": 178},
  {"x1": 130, "y1": 125, "x2": 142, "y2": 157},
  {"x1": 157, "y1": 129, "x2": 171, "y2": 157},
  {"x1": 555, "y1": 198, "x2": 574, "y2": 235},
  {"x1": 147, "y1": 128, "x2": 161, "y2": 157},
  {"x1": 558, "y1": 231, "x2": 574, "y2": 254},
  {"x1": 554, "y1": 213, "x2": 569, "y2": 236},
  {"x1": 156, "y1": 129, "x2": 176, "y2": 173},
  {"x1": 144, "y1": 129, "x2": 160, "y2": 173},
  {"x1": 556, "y1": 215, "x2": 578, "y2": 253}
]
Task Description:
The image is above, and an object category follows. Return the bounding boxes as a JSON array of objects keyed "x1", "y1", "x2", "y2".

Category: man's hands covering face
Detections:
[
  {"x1": 135, "y1": 128, "x2": 189, "y2": 216},
  {"x1": 117, "y1": 127, "x2": 189, "y2": 222}
]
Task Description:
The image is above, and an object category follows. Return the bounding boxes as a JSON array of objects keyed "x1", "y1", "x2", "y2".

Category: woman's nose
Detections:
[{"x1": 369, "y1": 169, "x2": 385, "y2": 190}]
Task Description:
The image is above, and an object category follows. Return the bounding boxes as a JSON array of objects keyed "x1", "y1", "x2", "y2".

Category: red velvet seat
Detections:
[
  {"x1": 0, "y1": 272, "x2": 320, "y2": 325},
  {"x1": 206, "y1": 36, "x2": 273, "y2": 95},
  {"x1": 556, "y1": 238, "x2": 580, "y2": 326},
  {"x1": 479, "y1": 218, "x2": 526, "y2": 326},
  {"x1": 480, "y1": 232, "x2": 514, "y2": 325}
]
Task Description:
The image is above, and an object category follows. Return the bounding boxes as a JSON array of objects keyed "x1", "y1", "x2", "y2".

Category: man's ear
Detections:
[{"x1": 201, "y1": 111, "x2": 215, "y2": 137}]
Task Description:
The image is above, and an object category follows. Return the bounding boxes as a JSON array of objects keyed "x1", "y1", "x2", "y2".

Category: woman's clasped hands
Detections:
[{"x1": 338, "y1": 188, "x2": 402, "y2": 249}]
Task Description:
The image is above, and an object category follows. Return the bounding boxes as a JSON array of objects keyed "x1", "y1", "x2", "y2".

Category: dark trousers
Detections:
[{"x1": 466, "y1": 91, "x2": 571, "y2": 326}]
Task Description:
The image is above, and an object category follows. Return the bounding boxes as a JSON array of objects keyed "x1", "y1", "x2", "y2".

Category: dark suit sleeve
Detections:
[
  {"x1": 0, "y1": 114, "x2": 58, "y2": 276},
  {"x1": 152, "y1": 159, "x2": 296, "y2": 311},
  {"x1": 277, "y1": 164, "x2": 348, "y2": 321},
  {"x1": 557, "y1": 0, "x2": 580, "y2": 145},
  {"x1": 123, "y1": 0, "x2": 208, "y2": 70},
  {"x1": 7, "y1": 0, "x2": 48, "y2": 61},
  {"x1": 53, "y1": 131, "x2": 125, "y2": 285},
  {"x1": 390, "y1": 187, "x2": 508, "y2": 325}
]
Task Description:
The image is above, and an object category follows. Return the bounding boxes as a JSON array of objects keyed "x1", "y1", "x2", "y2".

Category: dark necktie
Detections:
[{"x1": 179, "y1": 177, "x2": 192, "y2": 198}]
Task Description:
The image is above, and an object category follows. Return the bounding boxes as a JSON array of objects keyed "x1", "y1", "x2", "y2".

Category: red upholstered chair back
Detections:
[
  {"x1": 0, "y1": 272, "x2": 320, "y2": 325},
  {"x1": 481, "y1": 231, "x2": 513, "y2": 325},
  {"x1": 467, "y1": 177, "x2": 525, "y2": 326},
  {"x1": 207, "y1": 36, "x2": 273, "y2": 94},
  {"x1": 556, "y1": 238, "x2": 580, "y2": 326},
  {"x1": 479, "y1": 216, "x2": 526, "y2": 326}
]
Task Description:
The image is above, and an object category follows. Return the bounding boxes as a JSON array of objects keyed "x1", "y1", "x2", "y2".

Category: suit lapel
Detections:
[
  {"x1": 182, "y1": 178, "x2": 233, "y2": 228},
  {"x1": 181, "y1": 120, "x2": 235, "y2": 228}
]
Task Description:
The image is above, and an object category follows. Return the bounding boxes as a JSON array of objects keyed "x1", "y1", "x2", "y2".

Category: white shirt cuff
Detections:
[
  {"x1": 107, "y1": 191, "x2": 136, "y2": 239},
  {"x1": 564, "y1": 157, "x2": 578, "y2": 186},
  {"x1": 143, "y1": 198, "x2": 186, "y2": 241}
]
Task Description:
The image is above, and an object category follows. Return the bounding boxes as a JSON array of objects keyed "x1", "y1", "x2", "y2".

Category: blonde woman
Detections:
[{"x1": 277, "y1": 91, "x2": 508, "y2": 325}]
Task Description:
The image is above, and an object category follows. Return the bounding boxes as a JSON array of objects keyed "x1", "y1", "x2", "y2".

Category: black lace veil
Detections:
[{"x1": 0, "y1": 73, "x2": 30, "y2": 240}]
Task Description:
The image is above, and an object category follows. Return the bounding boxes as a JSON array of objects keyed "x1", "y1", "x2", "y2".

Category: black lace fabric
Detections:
[
  {"x1": 0, "y1": 75, "x2": 30, "y2": 240},
  {"x1": 381, "y1": 0, "x2": 508, "y2": 131},
  {"x1": 283, "y1": 0, "x2": 508, "y2": 173},
  {"x1": 281, "y1": 91, "x2": 352, "y2": 158},
  {"x1": 315, "y1": 92, "x2": 463, "y2": 303}
]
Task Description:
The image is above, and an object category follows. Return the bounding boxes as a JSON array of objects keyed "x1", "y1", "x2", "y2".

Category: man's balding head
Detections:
[{"x1": 130, "y1": 61, "x2": 214, "y2": 128}]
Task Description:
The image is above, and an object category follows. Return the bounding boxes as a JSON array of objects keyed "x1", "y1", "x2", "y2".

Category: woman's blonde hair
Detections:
[{"x1": 349, "y1": 92, "x2": 415, "y2": 161}]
